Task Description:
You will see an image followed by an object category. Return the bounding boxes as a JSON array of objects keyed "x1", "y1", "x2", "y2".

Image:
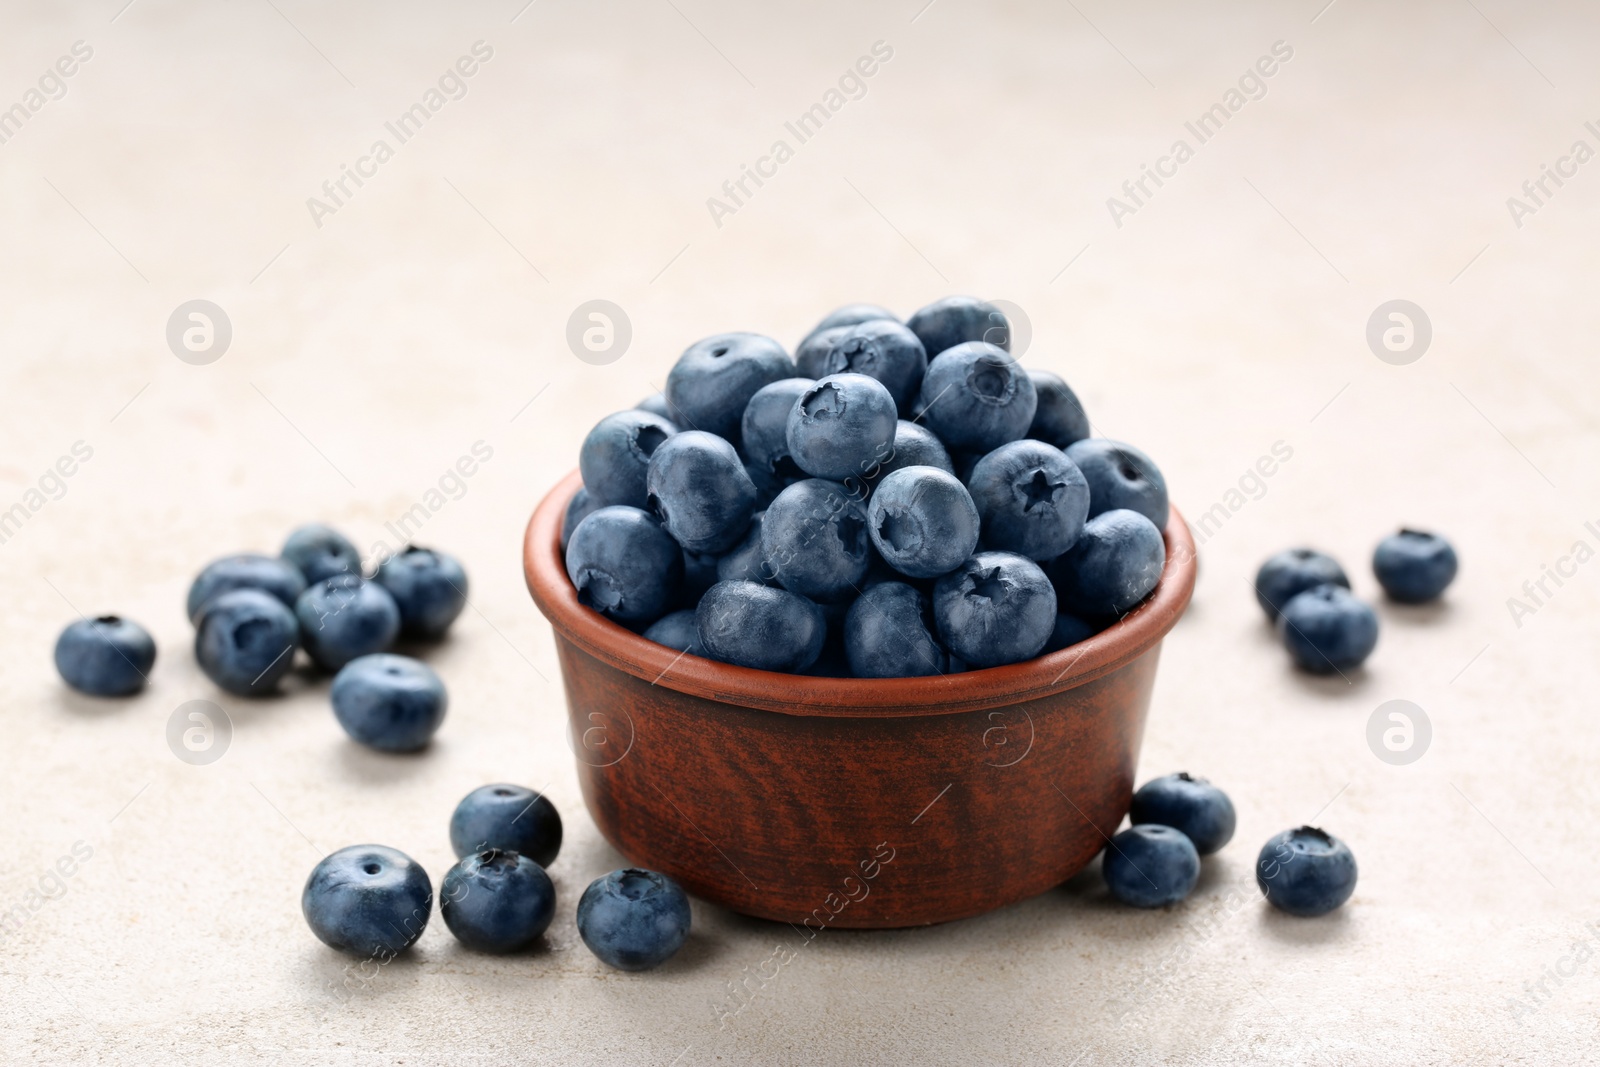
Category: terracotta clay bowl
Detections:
[{"x1": 524, "y1": 470, "x2": 1196, "y2": 928}]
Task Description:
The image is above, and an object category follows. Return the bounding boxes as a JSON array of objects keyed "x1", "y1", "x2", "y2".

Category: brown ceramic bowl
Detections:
[{"x1": 524, "y1": 470, "x2": 1196, "y2": 928}]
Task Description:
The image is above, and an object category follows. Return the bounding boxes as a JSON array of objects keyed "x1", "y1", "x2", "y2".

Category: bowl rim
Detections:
[{"x1": 524, "y1": 469, "x2": 1195, "y2": 719}]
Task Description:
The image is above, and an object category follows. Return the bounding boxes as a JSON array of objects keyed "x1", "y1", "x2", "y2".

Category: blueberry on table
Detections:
[
  {"x1": 441, "y1": 850, "x2": 556, "y2": 954},
  {"x1": 905, "y1": 295, "x2": 1010, "y2": 359},
  {"x1": 665, "y1": 332, "x2": 796, "y2": 444},
  {"x1": 1256, "y1": 826, "x2": 1357, "y2": 917},
  {"x1": 1049, "y1": 509, "x2": 1166, "y2": 620},
  {"x1": 194, "y1": 589, "x2": 299, "y2": 696},
  {"x1": 645, "y1": 430, "x2": 757, "y2": 554},
  {"x1": 565, "y1": 505, "x2": 683, "y2": 626},
  {"x1": 715, "y1": 512, "x2": 770, "y2": 585},
  {"x1": 695, "y1": 580, "x2": 826, "y2": 673},
  {"x1": 1026, "y1": 368, "x2": 1091, "y2": 450},
  {"x1": 1373, "y1": 529, "x2": 1458, "y2": 603},
  {"x1": 820, "y1": 319, "x2": 928, "y2": 415},
  {"x1": 786, "y1": 373, "x2": 899, "y2": 483},
  {"x1": 916, "y1": 342, "x2": 1038, "y2": 454},
  {"x1": 54, "y1": 615, "x2": 155, "y2": 696},
  {"x1": 867, "y1": 466, "x2": 980, "y2": 579},
  {"x1": 1253, "y1": 548, "x2": 1349, "y2": 621},
  {"x1": 968, "y1": 440, "x2": 1090, "y2": 561},
  {"x1": 1066, "y1": 438, "x2": 1169, "y2": 529},
  {"x1": 374, "y1": 546, "x2": 468, "y2": 639},
  {"x1": 295, "y1": 575, "x2": 401, "y2": 671},
  {"x1": 577, "y1": 868, "x2": 692, "y2": 972},
  {"x1": 1130, "y1": 772, "x2": 1236, "y2": 855},
  {"x1": 330, "y1": 653, "x2": 447, "y2": 752},
  {"x1": 1277, "y1": 584, "x2": 1378, "y2": 673},
  {"x1": 760, "y1": 479, "x2": 872, "y2": 602},
  {"x1": 302, "y1": 844, "x2": 433, "y2": 957},
  {"x1": 932, "y1": 551, "x2": 1056, "y2": 668},
  {"x1": 1102, "y1": 825, "x2": 1200, "y2": 908},
  {"x1": 643, "y1": 609, "x2": 703, "y2": 655},
  {"x1": 578, "y1": 409, "x2": 678, "y2": 509},
  {"x1": 186, "y1": 553, "x2": 306, "y2": 621},
  {"x1": 741, "y1": 377, "x2": 815, "y2": 481},
  {"x1": 281, "y1": 523, "x2": 361, "y2": 585},
  {"x1": 1043, "y1": 611, "x2": 1102, "y2": 653},
  {"x1": 449, "y1": 783, "x2": 563, "y2": 867},
  {"x1": 561, "y1": 487, "x2": 601, "y2": 554},
  {"x1": 844, "y1": 581, "x2": 946, "y2": 678}
]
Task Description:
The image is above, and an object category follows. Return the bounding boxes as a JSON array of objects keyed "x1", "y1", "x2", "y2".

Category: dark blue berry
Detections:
[
  {"x1": 330, "y1": 653, "x2": 447, "y2": 752},
  {"x1": 562, "y1": 487, "x2": 601, "y2": 554},
  {"x1": 281, "y1": 523, "x2": 361, "y2": 585},
  {"x1": 916, "y1": 342, "x2": 1037, "y2": 454},
  {"x1": 1027, "y1": 369, "x2": 1091, "y2": 450},
  {"x1": 843, "y1": 581, "x2": 946, "y2": 677},
  {"x1": 295, "y1": 575, "x2": 401, "y2": 671},
  {"x1": 695, "y1": 580, "x2": 826, "y2": 672},
  {"x1": 1373, "y1": 529, "x2": 1457, "y2": 603},
  {"x1": 786, "y1": 373, "x2": 898, "y2": 483},
  {"x1": 1256, "y1": 826, "x2": 1357, "y2": 917},
  {"x1": 373, "y1": 546, "x2": 467, "y2": 639},
  {"x1": 905, "y1": 296, "x2": 1010, "y2": 359},
  {"x1": 645, "y1": 430, "x2": 757, "y2": 554},
  {"x1": 760, "y1": 479, "x2": 871, "y2": 602},
  {"x1": 665, "y1": 332, "x2": 796, "y2": 443},
  {"x1": 441, "y1": 849, "x2": 556, "y2": 953},
  {"x1": 1102, "y1": 825, "x2": 1199, "y2": 908},
  {"x1": 643, "y1": 609, "x2": 703, "y2": 654},
  {"x1": 1044, "y1": 611, "x2": 1102, "y2": 652},
  {"x1": 819, "y1": 319, "x2": 928, "y2": 415},
  {"x1": 968, "y1": 440, "x2": 1090, "y2": 560},
  {"x1": 715, "y1": 512, "x2": 771, "y2": 584},
  {"x1": 579, "y1": 409, "x2": 678, "y2": 509},
  {"x1": 1049, "y1": 509, "x2": 1165, "y2": 620},
  {"x1": 186, "y1": 554, "x2": 306, "y2": 622},
  {"x1": 302, "y1": 844, "x2": 432, "y2": 957},
  {"x1": 1066, "y1": 439, "x2": 1168, "y2": 529},
  {"x1": 740, "y1": 378, "x2": 814, "y2": 481},
  {"x1": 577, "y1": 868, "x2": 691, "y2": 971},
  {"x1": 1277, "y1": 584, "x2": 1378, "y2": 673},
  {"x1": 866, "y1": 466, "x2": 979, "y2": 579},
  {"x1": 932, "y1": 551, "x2": 1056, "y2": 668},
  {"x1": 449, "y1": 783, "x2": 563, "y2": 867},
  {"x1": 1254, "y1": 548, "x2": 1350, "y2": 620},
  {"x1": 1130, "y1": 772, "x2": 1236, "y2": 855},
  {"x1": 565, "y1": 506, "x2": 683, "y2": 625},
  {"x1": 795, "y1": 324, "x2": 853, "y2": 380},
  {"x1": 195, "y1": 589, "x2": 299, "y2": 696},
  {"x1": 54, "y1": 615, "x2": 155, "y2": 696}
]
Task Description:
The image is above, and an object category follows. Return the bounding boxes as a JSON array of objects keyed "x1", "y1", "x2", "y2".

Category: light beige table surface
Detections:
[{"x1": 3, "y1": 1, "x2": 1598, "y2": 1063}]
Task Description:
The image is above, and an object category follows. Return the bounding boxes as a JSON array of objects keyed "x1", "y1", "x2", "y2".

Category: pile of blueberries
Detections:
[
  {"x1": 563, "y1": 296, "x2": 1172, "y2": 676},
  {"x1": 302, "y1": 785, "x2": 691, "y2": 970},
  {"x1": 1254, "y1": 529, "x2": 1458, "y2": 673},
  {"x1": 1104, "y1": 773, "x2": 1358, "y2": 917}
]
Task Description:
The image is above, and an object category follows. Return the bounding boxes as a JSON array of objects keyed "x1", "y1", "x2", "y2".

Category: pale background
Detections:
[{"x1": 2, "y1": 0, "x2": 1597, "y2": 1063}]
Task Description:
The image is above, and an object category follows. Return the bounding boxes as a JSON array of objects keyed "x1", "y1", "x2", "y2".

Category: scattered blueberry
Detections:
[
  {"x1": 449, "y1": 783, "x2": 563, "y2": 867},
  {"x1": 1254, "y1": 548, "x2": 1349, "y2": 621},
  {"x1": 281, "y1": 523, "x2": 361, "y2": 585},
  {"x1": 1129, "y1": 773, "x2": 1236, "y2": 855},
  {"x1": 1373, "y1": 529, "x2": 1458, "y2": 603},
  {"x1": 565, "y1": 505, "x2": 683, "y2": 625},
  {"x1": 665, "y1": 332, "x2": 796, "y2": 443},
  {"x1": 576, "y1": 868, "x2": 692, "y2": 972},
  {"x1": 562, "y1": 487, "x2": 601, "y2": 554},
  {"x1": 186, "y1": 553, "x2": 306, "y2": 621},
  {"x1": 916, "y1": 342, "x2": 1037, "y2": 454},
  {"x1": 821, "y1": 319, "x2": 928, "y2": 415},
  {"x1": 194, "y1": 589, "x2": 300, "y2": 696},
  {"x1": 786, "y1": 373, "x2": 898, "y2": 483},
  {"x1": 741, "y1": 378, "x2": 815, "y2": 481},
  {"x1": 905, "y1": 296, "x2": 1009, "y2": 359},
  {"x1": 1044, "y1": 611, "x2": 1101, "y2": 653},
  {"x1": 695, "y1": 580, "x2": 826, "y2": 672},
  {"x1": 968, "y1": 440, "x2": 1090, "y2": 560},
  {"x1": 1066, "y1": 439, "x2": 1168, "y2": 529},
  {"x1": 1049, "y1": 509, "x2": 1165, "y2": 620},
  {"x1": 295, "y1": 575, "x2": 401, "y2": 672},
  {"x1": 302, "y1": 844, "x2": 432, "y2": 957},
  {"x1": 645, "y1": 431, "x2": 757, "y2": 554},
  {"x1": 866, "y1": 466, "x2": 980, "y2": 579},
  {"x1": 330, "y1": 653, "x2": 447, "y2": 752},
  {"x1": 761, "y1": 479, "x2": 871, "y2": 602},
  {"x1": 1256, "y1": 826, "x2": 1357, "y2": 917},
  {"x1": 932, "y1": 552, "x2": 1056, "y2": 668},
  {"x1": 843, "y1": 581, "x2": 946, "y2": 677},
  {"x1": 54, "y1": 615, "x2": 155, "y2": 697},
  {"x1": 1027, "y1": 369, "x2": 1091, "y2": 450},
  {"x1": 441, "y1": 849, "x2": 556, "y2": 954},
  {"x1": 643, "y1": 609, "x2": 703, "y2": 654},
  {"x1": 374, "y1": 546, "x2": 467, "y2": 639},
  {"x1": 1277, "y1": 584, "x2": 1378, "y2": 673},
  {"x1": 579, "y1": 409, "x2": 679, "y2": 509},
  {"x1": 1102, "y1": 825, "x2": 1200, "y2": 908}
]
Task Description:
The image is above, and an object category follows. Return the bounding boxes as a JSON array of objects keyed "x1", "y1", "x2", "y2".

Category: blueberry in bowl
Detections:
[
  {"x1": 905, "y1": 295, "x2": 1010, "y2": 359},
  {"x1": 579, "y1": 409, "x2": 678, "y2": 510},
  {"x1": 1027, "y1": 369, "x2": 1091, "y2": 450},
  {"x1": 932, "y1": 551, "x2": 1057, "y2": 668},
  {"x1": 866, "y1": 466, "x2": 979, "y2": 580},
  {"x1": 967, "y1": 439, "x2": 1090, "y2": 561},
  {"x1": 786, "y1": 373, "x2": 899, "y2": 483},
  {"x1": 818, "y1": 319, "x2": 928, "y2": 415},
  {"x1": 740, "y1": 378, "x2": 814, "y2": 482},
  {"x1": 565, "y1": 505, "x2": 683, "y2": 625},
  {"x1": 1048, "y1": 509, "x2": 1166, "y2": 620},
  {"x1": 1066, "y1": 438, "x2": 1168, "y2": 529},
  {"x1": 645, "y1": 430, "x2": 757, "y2": 555},
  {"x1": 665, "y1": 332, "x2": 796, "y2": 444},
  {"x1": 916, "y1": 342, "x2": 1037, "y2": 454},
  {"x1": 760, "y1": 479, "x2": 871, "y2": 602}
]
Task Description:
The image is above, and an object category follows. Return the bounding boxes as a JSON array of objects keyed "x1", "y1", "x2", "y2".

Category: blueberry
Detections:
[
  {"x1": 1102, "y1": 825, "x2": 1200, "y2": 908},
  {"x1": 576, "y1": 868, "x2": 691, "y2": 972},
  {"x1": 715, "y1": 512, "x2": 770, "y2": 584},
  {"x1": 645, "y1": 431, "x2": 757, "y2": 554},
  {"x1": 1256, "y1": 826, "x2": 1357, "y2": 917},
  {"x1": 281, "y1": 523, "x2": 361, "y2": 584},
  {"x1": 878, "y1": 420, "x2": 954, "y2": 478},
  {"x1": 665, "y1": 332, "x2": 796, "y2": 443},
  {"x1": 579, "y1": 409, "x2": 679, "y2": 509},
  {"x1": 807, "y1": 302, "x2": 899, "y2": 336},
  {"x1": 744, "y1": 462, "x2": 788, "y2": 510},
  {"x1": 54, "y1": 615, "x2": 155, "y2": 696},
  {"x1": 295, "y1": 575, "x2": 401, "y2": 671},
  {"x1": 643, "y1": 609, "x2": 703, "y2": 654},
  {"x1": 1066, "y1": 439, "x2": 1168, "y2": 529},
  {"x1": 1027, "y1": 369, "x2": 1091, "y2": 450},
  {"x1": 1130, "y1": 772, "x2": 1236, "y2": 855},
  {"x1": 1049, "y1": 509, "x2": 1165, "y2": 620},
  {"x1": 1277, "y1": 584, "x2": 1378, "y2": 673},
  {"x1": 786, "y1": 373, "x2": 899, "y2": 483},
  {"x1": 905, "y1": 296, "x2": 1010, "y2": 359},
  {"x1": 741, "y1": 378, "x2": 815, "y2": 480},
  {"x1": 1373, "y1": 529, "x2": 1458, "y2": 603},
  {"x1": 968, "y1": 440, "x2": 1090, "y2": 561},
  {"x1": 818, "y1": 320, "x2": 928, "y2": 415},
  {"x1": 302, "y1": 844, "x2": 432, "y2": 957},
  {"x1": 561, "y1": 487, "x2": 601, "y2": 554},
  {"x1": 916, "y1": 342, "x2": 1037, "y2": 454},
  {"x1": 795, "y1": 325, "x2": 853, "y2": 380},
  {"x1": 1254, "y1": 548, "x2": 1350, "y2": 621},
  {"x1": 441, "y1": 849, "x2": 556, "y2": 953},
  {"x1": 843, "y1": 581, "x2": 946, "y2": 678},
  {"x1": 194, "y1": 589, "x2": 300, "y2": 696},
  {"x1": 695, "y1": 580, "x2": 826, "y2": 672},
  {"x1": 330, "y1": 653, "x2": 447, "y2": 752},
  {"x1": 635, "y1": 392, "x2": 680, "y2": 422},
  {"x1": 565, "y1": 506, "x2": 684, "y2": 625},
  {"x1": 867, "y1": 466, "x2": 980, "y2": 579},
  {"x1": 932, "y1": 552, "x2": 1056, "y2": 668},
  {"x1": 186, "y1": 553, "x2": 307, "y2": 621},
  {"x1": 761, "y1": 479, "x2": 871, "y2": 602},
  {"x1": 374, "y1": 546, "x2": 468, "y2": 639},
  {"x1": 449, "y1": 783, "x2": 563, "y2": 867},
  {"x1": 1043, "y1": 611, "x2": 1101, "y2": 652}
]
